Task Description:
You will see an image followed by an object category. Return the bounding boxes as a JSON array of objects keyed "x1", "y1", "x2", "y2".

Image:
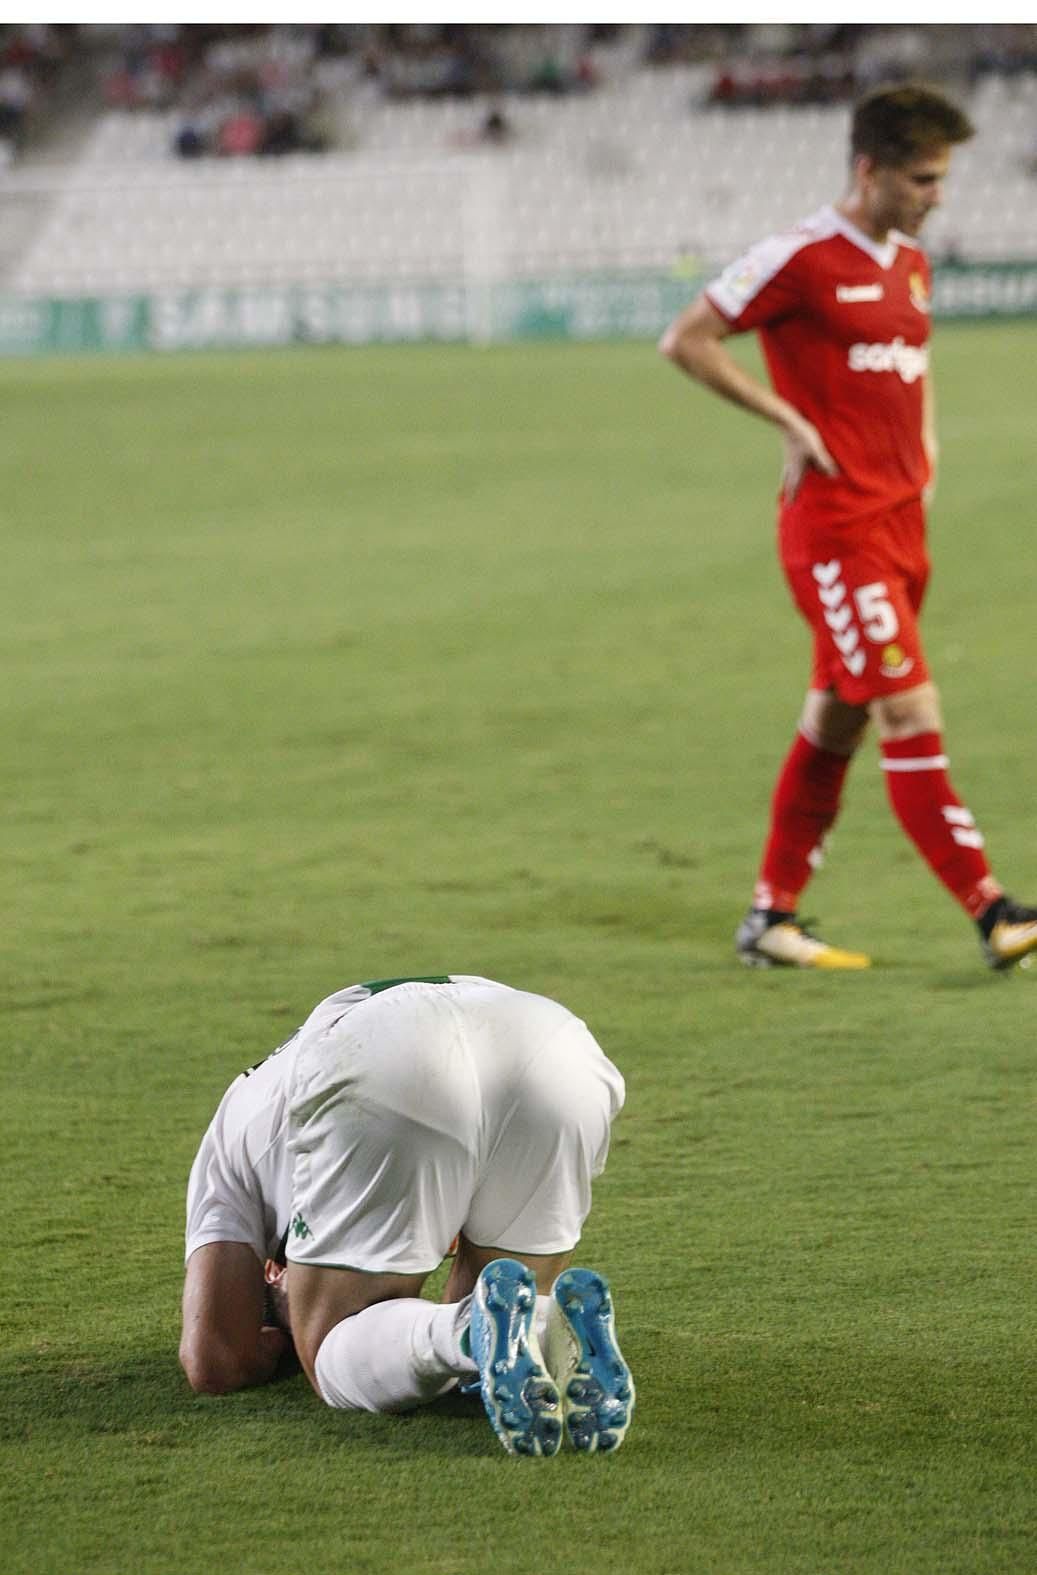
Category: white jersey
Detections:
[
  {"x1": 184, "y1": 980, "x2": 381, "y2": 1263},
  {"x1": 185, "y1": 975, "x2": 624, "y2": 1272}
]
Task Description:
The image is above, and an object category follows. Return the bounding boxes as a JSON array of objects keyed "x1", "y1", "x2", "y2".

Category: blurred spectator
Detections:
[
  {"x1": 450, "y1": 102, "x2": 514, "y2": 152},
  {"x1": 970, "y1": 22, "x2": 1037, "y2": 80},
  {"x1": 527, "y1": 51, "x2": 568, "y2": 95},
  {"x1": 706, "y1": 52, "x2": 851, "y2": 107},
  {"x1": 647, "y1": 22, "x2": 1037, "y2": 111},
  {"x1": 854, "y1": 26, "x2": 928, "y2": 90},
  {"x1": 707, "y1": 51, "x2": 857, "y2": 108},
  {"x1": 0, "y1": 63, "x2": 33, "y2": 143},
  {"x1": 0, "y1": 23, "x2": 71, "y2": 159},
  {"x1": 157, "y1": 24, "x2": 332, "y2": 159},
  {"x1": 481, "y1": 106, "x2": 511, "y2": 145},
  {"x1": 104, "y1": 23, "x2": 187, "y2": 108},
  {"x1": 217, "y1": 108, "x2": 262, "y2": 157}
]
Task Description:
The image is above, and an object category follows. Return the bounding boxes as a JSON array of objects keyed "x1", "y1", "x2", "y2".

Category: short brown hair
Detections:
[{"x1": 851, "y1": 82, "x2": 974, "y2": 167}]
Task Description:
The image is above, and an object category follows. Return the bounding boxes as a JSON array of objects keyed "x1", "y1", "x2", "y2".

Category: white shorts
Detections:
[{"x1": 284, "y1": 976, "x2": 625, "y2": 1274}]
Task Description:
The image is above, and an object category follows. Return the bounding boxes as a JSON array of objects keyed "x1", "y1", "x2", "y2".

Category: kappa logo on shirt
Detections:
[{"x1": 836, "y1": 283, "x2": 884, "y2": 303}]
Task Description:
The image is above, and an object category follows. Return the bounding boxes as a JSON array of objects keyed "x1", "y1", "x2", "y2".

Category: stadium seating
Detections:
[{"x1": 3, "y1": 62, "x2": 1036, "y2": 297}]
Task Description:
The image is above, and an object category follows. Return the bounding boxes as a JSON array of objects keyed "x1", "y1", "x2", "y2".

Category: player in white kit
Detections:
[{"x1": 180, "y1": 974, "x2": 634, "y2": 1457}]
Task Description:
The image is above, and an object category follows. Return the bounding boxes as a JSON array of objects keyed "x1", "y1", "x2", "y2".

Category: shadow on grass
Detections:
[
  {"x1": 0, "y1": 1347, "x2": 497, "y2": 1460},
  {"x1": 927, "y1": 969, "x2": 1027, "y2": 991},
  {"x1": 8, "y1": 1329, "x2": 1030, "y2": 1467}
]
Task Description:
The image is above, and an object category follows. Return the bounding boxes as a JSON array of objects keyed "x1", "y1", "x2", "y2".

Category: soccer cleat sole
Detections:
[
  {"x1": 470, "y1": 1259, "x2": 562, "y2": 1458},
  {"x1": 549, "y1": 1269, "x2": 634, "y2": 1455}
]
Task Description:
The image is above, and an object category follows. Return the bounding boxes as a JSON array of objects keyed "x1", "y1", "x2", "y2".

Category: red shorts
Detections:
[{"x1": 781, "y1": 501, "x2": 931, "y2": 705}]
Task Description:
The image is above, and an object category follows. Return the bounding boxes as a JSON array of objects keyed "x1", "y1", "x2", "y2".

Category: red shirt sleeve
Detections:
[{"x1": 705, "y1": 230, "x2": 810, "y2": 332}]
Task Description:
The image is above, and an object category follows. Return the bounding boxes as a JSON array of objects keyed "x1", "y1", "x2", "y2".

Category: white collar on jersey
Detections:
[{"x1": 823, "y1": 204, "x2": 900, "y2": 270}]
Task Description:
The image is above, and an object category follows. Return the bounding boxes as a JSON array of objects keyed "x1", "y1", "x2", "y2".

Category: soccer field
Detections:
[{"x1": 3, "y1": 324, "x2": 1036, "y2": 1574}]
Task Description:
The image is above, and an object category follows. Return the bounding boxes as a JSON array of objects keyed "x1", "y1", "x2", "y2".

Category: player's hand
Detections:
[
  {"x1": 922, "y1": 447, "x2": 938, "y2": 507},
  {"x1": 781, "y1": 417, "x2": 838, "y2": 500}
]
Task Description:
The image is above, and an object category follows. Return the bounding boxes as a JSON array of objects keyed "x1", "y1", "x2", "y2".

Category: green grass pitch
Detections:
[{"x1": 2, "y1": 324, "x2": 1036, "y2": 1574}]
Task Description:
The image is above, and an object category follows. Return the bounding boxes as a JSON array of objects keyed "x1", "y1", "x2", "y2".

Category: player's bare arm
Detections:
[
  {"x1": 180, "y1": 1240, "x2": 290, "y2": 1394},
  {"x1": 658, "y1": 294, "x2": 837, "y2": 499}
]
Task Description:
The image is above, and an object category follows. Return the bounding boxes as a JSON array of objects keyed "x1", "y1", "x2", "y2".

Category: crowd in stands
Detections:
[
  {"x1": 5, "y1": 25, "x2": 1036, "y2": 166},
  {"x1": 968, "y1": 23, "x2": 1037, "y2": 80},
  {"x1": 706, "y1": 54, "x2": 858, "y2": 110},
  {"x1": 96, "y1": 23, "x2": 610, "y2": 160},
  {"x1": 93, "y1": 23, "x2": 1037, "y2": 164},
  {"x1": 649, "y1": 22, "x2": 1037, "y2": 109},
  {"x1": 102, "y1": 24, "x2": 332, "y2": 158},
  {"x1": 0, "y1": 24, "x2": 69, "y2": 163}
]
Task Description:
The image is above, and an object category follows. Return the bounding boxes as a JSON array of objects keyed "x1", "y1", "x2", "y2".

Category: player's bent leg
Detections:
[
  {"x1": 288, "y1": 1261, "x2": 478, "y2": 1411},
  {"x1": 442, "y1": 1233, "x2": 571, "y2": 1302},
  {"x1": 313, "y1": 1296, "x2": 475, "y2": 1411},
  {"x1": 469, "y1": 1258, "x2": 563, "y2": 1458},
  {"x1": 287, "y1": 1262, "x2": 429, "y2": 1390},
  {"x1": 454, "y1": 1003, "x2": 625, "y2": 1453},
  {"x1": 545, "y1": 1267, "x2": 635, "y2": 1455}
]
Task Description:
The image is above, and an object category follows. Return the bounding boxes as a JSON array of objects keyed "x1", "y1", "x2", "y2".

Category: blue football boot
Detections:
[
  {"x1": 545, "y1": 1268, "x2": 635, "y2": 1454},
  {"x1": 469, "y1": 1259, "x2": 562, "y2": 1457}
]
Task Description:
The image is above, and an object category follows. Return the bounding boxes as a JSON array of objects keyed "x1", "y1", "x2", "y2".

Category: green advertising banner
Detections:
[{"x1": 0, "y1": 262, "x2": 1035, "y2": 356}]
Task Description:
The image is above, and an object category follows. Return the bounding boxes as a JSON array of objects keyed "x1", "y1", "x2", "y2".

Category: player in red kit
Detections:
[{"x1": 660, "y1": 82, "x2": 1037, "y2": 970}]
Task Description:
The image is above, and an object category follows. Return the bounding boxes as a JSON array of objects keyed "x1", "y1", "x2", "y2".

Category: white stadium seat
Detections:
[{"x1": 1, "y1": 67, "x2": 1035, "y2": 296}]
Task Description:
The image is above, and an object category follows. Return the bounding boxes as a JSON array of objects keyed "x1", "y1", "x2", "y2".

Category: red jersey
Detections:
[{"x1": 706, "y1": 205, "x2": 932, "y2": 559}]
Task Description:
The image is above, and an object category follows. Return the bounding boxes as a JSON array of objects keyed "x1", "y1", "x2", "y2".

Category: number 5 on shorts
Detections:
[{"x1": 854, "y1": 582, "x2": 899, "y2": 643}]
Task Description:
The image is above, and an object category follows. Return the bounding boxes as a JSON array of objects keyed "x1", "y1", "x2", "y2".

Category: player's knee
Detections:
[
  {"x1": 313, "y1": 1316, "x2": 381, "y2": 1412},
  {"x1": 801, "y1": 690, "x2": 869, "y2": 755},
  {"x1": 871, "y1": 680, "x2": 942, "y2": 739}
]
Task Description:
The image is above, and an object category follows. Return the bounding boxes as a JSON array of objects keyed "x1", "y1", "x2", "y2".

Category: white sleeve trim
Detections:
[
  {"x1": 184, "y1": 1230, "x2": 264, "y2": 1266},
  {"x1": 707, "y1": 212, "x2": 834, "y2": 321}
]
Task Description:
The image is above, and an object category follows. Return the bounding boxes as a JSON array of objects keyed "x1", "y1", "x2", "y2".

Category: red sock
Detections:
[
  {"x1": 754, "y1": 731, "x2": 851, "y2": 911},
  {"x1": 881, "y1": 732, "x2": 1002, "y2": 918}
]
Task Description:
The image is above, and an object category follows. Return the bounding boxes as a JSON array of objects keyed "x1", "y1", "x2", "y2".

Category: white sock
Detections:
[
  {"x1": 315, "y1": 1296, "x2": 476, "y2": 1412},
  {"x1": 535, "y1": 1294, "x2": 552, "y2": 1346}
]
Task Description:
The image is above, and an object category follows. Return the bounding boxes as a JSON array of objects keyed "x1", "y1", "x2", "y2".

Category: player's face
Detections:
[{"x1": 865, "y1": 148, "x2": 952, "y2": 237}]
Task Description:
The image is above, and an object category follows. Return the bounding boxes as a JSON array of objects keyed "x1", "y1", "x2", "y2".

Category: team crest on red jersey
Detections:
[
  {"x1": 908, "y1": 271, "x2": 930, "y2": 314},
  {"x1": 880, "y1": 643, "x2": 914, "y2": 679}
]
